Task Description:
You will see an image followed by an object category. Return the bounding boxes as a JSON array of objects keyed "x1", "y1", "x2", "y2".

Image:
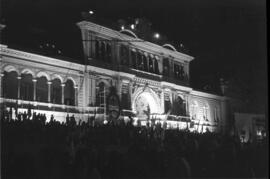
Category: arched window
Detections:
[
  {"x1": 51, "y1": 78, "x2": 62, "y2": 104},
  {"x1": 64, "y1": 79, "x2": 75, "y2": 106},
  {"x1": 20, "y1": 74, "x2": 33, "y2": 101},
  {"x1": 3, "y1": 71, "x2": 18, "y2": 99},
  {"x1": 36, "y1": 76, "x2": 48, "y2": 102}
]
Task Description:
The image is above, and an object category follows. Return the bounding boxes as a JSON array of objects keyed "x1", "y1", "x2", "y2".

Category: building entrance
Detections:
[{"x1": 133, "y1": 90, "x2": 160, "y2": 119}]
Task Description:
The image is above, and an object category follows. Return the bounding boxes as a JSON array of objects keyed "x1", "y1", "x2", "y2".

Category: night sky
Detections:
[{"x1": 1, "y1": 0, "x2": 267, "y2": 112}]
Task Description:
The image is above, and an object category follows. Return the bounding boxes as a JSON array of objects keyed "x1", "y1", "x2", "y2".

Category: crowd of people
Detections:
[{"x1": 1, "y1": 109, "x2": 268, "y2": 179}]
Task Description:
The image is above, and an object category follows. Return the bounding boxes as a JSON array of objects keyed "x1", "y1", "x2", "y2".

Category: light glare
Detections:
[{"x1": 154, "y1": 33, "x2": 160, "y2": 39}]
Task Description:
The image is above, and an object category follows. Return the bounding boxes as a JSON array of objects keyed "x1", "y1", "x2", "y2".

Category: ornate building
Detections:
[{"x1": 0, "y1": 21, "x2": 229, "y2": 132}]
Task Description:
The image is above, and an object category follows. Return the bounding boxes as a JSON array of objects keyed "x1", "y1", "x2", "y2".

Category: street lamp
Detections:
[{"x1": 89, "y1": 10, "x2": 94, "y2": 15}]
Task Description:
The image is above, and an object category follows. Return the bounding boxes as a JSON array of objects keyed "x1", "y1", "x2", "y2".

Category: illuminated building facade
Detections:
[{"x1": 0, "y1": 21, "x2": 229, "y2": 132}]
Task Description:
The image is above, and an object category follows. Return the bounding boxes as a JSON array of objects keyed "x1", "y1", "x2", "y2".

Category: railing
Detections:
[{"x1": 0, "y1": 97, "x2": 101, "y2": 113}]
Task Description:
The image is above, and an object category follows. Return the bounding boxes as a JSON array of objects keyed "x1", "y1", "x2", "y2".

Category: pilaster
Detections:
[
  {"x1": 61, "y1": 83, "x2": 65, "y2": 105},
  {"x1": 74, "y1": 85, "x2": 78, "y2": 106},
  {"x1": 32, "y1": 78, "x2": 37, "y2": 101},
  {"x1": 0, "y1": 73, "x2": 3, "y2": 98},
  {"x1": 47, "y1": 81, "x2": 52, "y2": 103},
  {"x1": 17, "y1": 76, "x2": 21, "y2": 100}
]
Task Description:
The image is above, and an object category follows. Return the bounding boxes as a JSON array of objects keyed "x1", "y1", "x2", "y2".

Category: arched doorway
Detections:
[
  {"x1": 64, "y1": 79, "x2": 75, "y2": 106},
  {"x1": 132, "y1": 88, "x2": 160, "y2": 119},
  {"x1": 36, "y1": 76, "x2": 48, "y2": 102},
  {"x1": 51, "y1": 78, "x2": 62, "y2": 104},
  {"x1": 20, "y1": 74, "x2": 33, "y2": 101},
  {"x1": 2, "y1": 71, "x2": 18, "y2": 99}
]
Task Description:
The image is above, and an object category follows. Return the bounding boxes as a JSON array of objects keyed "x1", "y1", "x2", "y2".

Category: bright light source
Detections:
[
  {"x1": 131, "y1": 24, "x2": 135, "y2": 29},
  {"x1": 89, "y1": 10, "x2": 94, "y2": 14},
  {"x1": 154, "y1": 33, "x2": 160, "y2": 39},
  {"x1": 121, "y1": 25, "x2": 125, "y2": 30}
]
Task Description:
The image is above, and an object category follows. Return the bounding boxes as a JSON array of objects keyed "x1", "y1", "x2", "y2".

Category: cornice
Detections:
[
  {"x1": 190, "y1": 90, "x2": 226, "y2": 100},
  {"x1": 160, "y1": 81, "x2": 193, "y2": 92},
  {"x1": 0, "y1": 46, "x2": 85, "y2": 72},
  {"x1": 77, "y1": 21, "x2": 194, "y2": 62}
]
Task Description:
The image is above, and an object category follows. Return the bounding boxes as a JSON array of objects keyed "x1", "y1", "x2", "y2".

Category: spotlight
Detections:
[
  {"x1": 154, "y1": 33, "x2": 160, "y2": 39},
  {"x1": 131, "y1": 24, "x2": 135, "y2": 30},
  {"x1": 121, "y1": 25, "x2": 125, "y2": 30},
  {"x1": 89, "y1": 10, "x2": 94, "y2": 14}
]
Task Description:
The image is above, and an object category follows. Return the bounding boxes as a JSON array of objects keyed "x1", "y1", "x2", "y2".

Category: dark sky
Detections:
[{"x1": 1, "y1": 0, "x2": 267, "y2": 110}]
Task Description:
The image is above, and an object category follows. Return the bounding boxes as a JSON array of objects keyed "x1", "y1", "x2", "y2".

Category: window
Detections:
[
  {"x1": 143, "y1": 55, "x2": 148, "y2": 71},
  {"x1": 190, "y1": 101, "x2": 198, "y2": 120},
  {"x1": 131, "y1": 50, "x2": 137, "y2": 69},
  {"x1": 100, "y1": 42, "x2": 106, "y2": 61},
  {"x1": 96, "y1": 82, "x2": 106, "y2": 107},
  {"x1": 120, "y1": 45, "x2": 129, "y2": 66},
  {"x1": 95, "y1": 40, "x2": 99, "y2": 59},
  {"x1": 163, "y1": 58, "x2": 170, "y2": 76},
  {"x1": 106, "y1": 43, "x2": 112, "y2": 63},
  {"x1": 203, "y1": 104, "x2": 209, "y2": 121}
]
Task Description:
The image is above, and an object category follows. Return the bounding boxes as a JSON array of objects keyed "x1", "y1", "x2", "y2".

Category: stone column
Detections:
[
  {"x1": 118, "y1": 80, "x2": 122, "y2": 100},
  {"x1": 92, "y1": 77, "x2": 96, "y2": 105},
  {"x1": 47, "y1": 81, "x2": 52, "y2": 103},
  {"x1": 129, "y1": 81, "x2": 133, "y2": 109},
  {"x1": 169, "y1": 90, "x2": 173, "y2": 106},
  {"x1": 152, "y1": 58, "x2": 155, "y2": 73},
  {"x1": 0, "y1": 73, "x2": 3, "y2": 97},
  {"x1": 146, "y1": 55, "x2": 150, "y2": 72},
  {"x1": 74, "y1": 85, "x2": 78, "y2": 106},
  {"x1": 128, "y1": 48, "x2": 132, "y2": 68},
  {"x1": 169, "y1": 58, "x2": 174, "y2": 78},
  {"x1": 32, "y1": 78, "x2": 37, "y2": 101},
  {"x1": 61, "y1": 83, "x2": 65, "y2": 105},
  {"x1": 160, "y1": 89, "x2": 165, "y2": 114},
  {"x1": 185, "y1": 95, "x2": 189, "y2": 116},
  {"x1": 17, "y1": 76, "x2": 21, "y2": 99}
]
